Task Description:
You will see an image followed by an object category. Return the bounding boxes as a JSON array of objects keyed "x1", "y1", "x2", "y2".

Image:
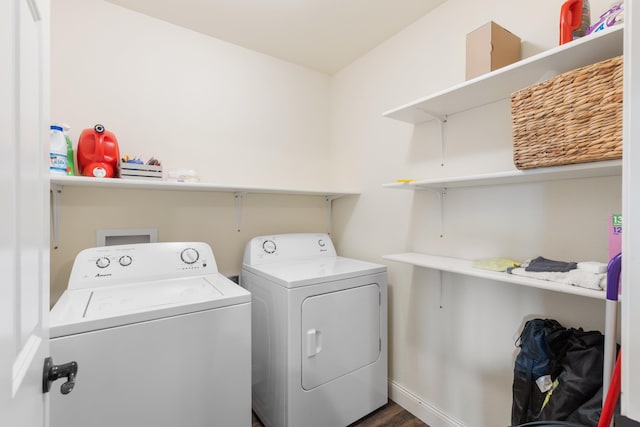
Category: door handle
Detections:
[
  {"x1": 43, "y1": 357, "x2": 78, "y2": 395},
  {"x1": 306, "y1": 329, "x2": 322, "y2": 357}
]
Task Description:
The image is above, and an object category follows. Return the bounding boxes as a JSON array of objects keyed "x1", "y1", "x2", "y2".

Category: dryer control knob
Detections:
[
  {"x1": 262, "y1": 240, "x2": 276, "y2": 254},
  {"x1": 96, "y1": 257, "x2": 110, "y2": 269},
  {"x1": 181, "y1": 248, "x2": 199, "y2": 264}
]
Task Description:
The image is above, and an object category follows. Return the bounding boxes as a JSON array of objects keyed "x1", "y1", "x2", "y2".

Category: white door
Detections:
[
  {"x1": 1, "y1": 0, "x2": 51, "y2": 426},
  {"x1": 622, "y1": 0, "x2": 640, "y2": 421}
]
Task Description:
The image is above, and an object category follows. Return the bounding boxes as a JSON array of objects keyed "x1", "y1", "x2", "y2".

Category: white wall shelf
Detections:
[
  {"x1": 50, "y1": 175, "x2": 357, "y2": 198},
  {"x1": 381, "y1": 27, "x2": 622, "y2": 302},
  {"x1": 383, "y1": 160, "x2": 622, "y2": 191},
  {"x1": 383, "y1": 25, "x2": 623, "y2": 124},
  {"x1": 50, "y1": 176, "x2": 358, "y2": 248},
  {"x1": 383, "y1": 253, "x2": 605, "y2": 300}
]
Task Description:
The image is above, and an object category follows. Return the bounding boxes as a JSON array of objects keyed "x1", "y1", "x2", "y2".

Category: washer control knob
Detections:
[
  {"x1": 96, "y1": 257, "x2": 110, "y2": 269},
  {"x1": 318, "y1": 239, "x2": 325, "y2": 248},
  {"x1": 119, "y1": 255, "x2": 132, "y2": 267},
  {"x1": 262, "y1": 240, "x2": 276, "y2": 254},
  {"x1": 181, "y1": 248, "x2": 199, "y2": 264}
]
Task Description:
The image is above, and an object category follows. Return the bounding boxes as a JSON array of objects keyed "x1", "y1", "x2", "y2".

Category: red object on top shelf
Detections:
[
  {"x1": 560, "y1": 0, "x2": 584, "y2": 45},
  {"x1": 77, "y1": 124, "x2": 120, "y2": 178}
]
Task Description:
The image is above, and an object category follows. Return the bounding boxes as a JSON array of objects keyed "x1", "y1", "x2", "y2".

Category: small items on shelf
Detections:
[
  {"x1": 472, "y1": 257, "x2": 521, "y2": 272},
  {"x1": 472, "y1": 255, "x2": 607, "y2": 291},
  {"x1": 383, "y1": 253, "x2": 606, "y2": 299},
  {"x1": 505, "y1": 257, "x2": 607, "y2": 291},
  {"x1": 119, "y1": 156, "x2": 163, "y2": 180}
]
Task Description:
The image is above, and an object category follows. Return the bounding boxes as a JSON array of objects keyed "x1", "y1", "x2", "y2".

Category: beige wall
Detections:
[
  {"x1": 51, "y1": 0, "x2": 332, "y2": 189},
  {"x1": 50, "y1": 0, "x2": 335, "y2": 303},
  {"x1": 51, "y1": 0, "x2": 619, "y2": 426}
]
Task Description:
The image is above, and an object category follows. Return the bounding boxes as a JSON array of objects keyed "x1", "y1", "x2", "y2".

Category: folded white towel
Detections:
[
  {"x1": 510, "y1": 267, "x2": 606, "y2": 291},
  {"x1": 577, "y1": 261, "x2": 608, "y2": 274}
]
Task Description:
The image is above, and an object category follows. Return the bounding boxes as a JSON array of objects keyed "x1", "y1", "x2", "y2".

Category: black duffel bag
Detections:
[{"x1": 511, "y1": 318, "x2": 605, "y2": 427}]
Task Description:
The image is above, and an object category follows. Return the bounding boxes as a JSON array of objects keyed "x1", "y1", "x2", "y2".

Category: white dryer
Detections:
[
  {"x1": 49, "y1": 242, "x2": 251, "y2": 427},
  {"x1": 241, "y1": 233, "x2": 387, "y2": 427}
]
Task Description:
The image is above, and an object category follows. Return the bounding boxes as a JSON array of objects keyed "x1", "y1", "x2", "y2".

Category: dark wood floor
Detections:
[{"x1": 251, "y1": 400, "x2": 428, "y2": 427}]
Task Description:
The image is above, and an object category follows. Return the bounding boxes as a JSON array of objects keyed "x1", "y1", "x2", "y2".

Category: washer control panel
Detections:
[
  {"x1": 68, "y1": 242, "x2": 217, "y2": 290},
  {"x1": 243, "y1": 233, "x2": 337, "y2": 266}
]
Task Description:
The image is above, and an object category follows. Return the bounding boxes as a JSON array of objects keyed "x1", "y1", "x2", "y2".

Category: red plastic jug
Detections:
[
  {"x1": 77, "y1": 124, "x2": 120, "y2": 178},
  {"x1": 560, "y1": 0, "x2": 587, "y2": 45}
]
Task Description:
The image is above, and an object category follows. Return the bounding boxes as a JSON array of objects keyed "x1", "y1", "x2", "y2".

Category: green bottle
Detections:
[{"x1": 61, "y1": 123, "x2": 75, "y2": 176}]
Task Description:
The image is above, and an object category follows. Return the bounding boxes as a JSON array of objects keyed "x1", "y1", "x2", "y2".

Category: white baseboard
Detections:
[{"x1": 388, "y1": 380, "x2": 466, "y2": 427}]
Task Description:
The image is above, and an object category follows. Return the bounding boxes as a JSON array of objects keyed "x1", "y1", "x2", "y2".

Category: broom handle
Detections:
[
  {"x1": 598, "y1": 352, "x2": 621, "y2": 427},
  {"x1": 603, "y1": 254, "x2": 622, "y2": 406}
]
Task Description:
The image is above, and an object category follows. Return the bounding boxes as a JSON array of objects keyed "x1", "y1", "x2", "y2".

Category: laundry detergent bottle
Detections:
[
  {"x1": 49, "y1": 125, "x2": 67, "y2": 175},
  {"x1": 61, "y1": 123, "x2": 75, "y2": 176},
  {"x1": 560, "y1": 0, "x2": 590, "y2": 44}
]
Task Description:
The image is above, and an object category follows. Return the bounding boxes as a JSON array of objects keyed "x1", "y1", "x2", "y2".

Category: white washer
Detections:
[
  {"x1": 241, "y1": 233, "x2": 388, "y2": 427},
  {"x1": 49, "y1": 242, "x2": 251, "y2": 427}
]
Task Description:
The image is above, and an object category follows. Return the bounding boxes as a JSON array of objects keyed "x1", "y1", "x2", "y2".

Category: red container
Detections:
[
  {"x1": 560, "y1": 0, "x2": 584, "y2": 45},
  {"x1": 77, "y1": 124, "x2": 120, "y2": 178}
]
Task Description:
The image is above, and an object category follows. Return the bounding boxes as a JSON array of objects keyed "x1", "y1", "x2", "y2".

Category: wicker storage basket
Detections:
[{"x1": 511, "y1": 55, "x2": 623, "y2": 169}]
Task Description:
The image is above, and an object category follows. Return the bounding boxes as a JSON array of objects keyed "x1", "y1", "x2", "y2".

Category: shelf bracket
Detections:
[
  {"x1": 51, "y1": 184, "x2": 63, "y2": 249},
  {"x1": 439, "y1": 270, "x2": 444, "y2": 309},
  {"x1": 325, "y1": 195, "x2": 340, "y2": 235},
  {"x1": 439, "y1": 115, "x2": 447, "y2": 167},
  {"x1": 234, "y1": 192, "x2": 246, "y2": 232},
  {"x1": 422, "y1": 188, "x2": 446, "y2": 237},
  {"x1": 439, "y1": 188, "x2": 446, "y2": 238}
]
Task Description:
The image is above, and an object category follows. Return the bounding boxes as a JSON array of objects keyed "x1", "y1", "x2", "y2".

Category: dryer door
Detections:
[{"x1": 301, "y1": 283, "x2": 380, "y2": 390}]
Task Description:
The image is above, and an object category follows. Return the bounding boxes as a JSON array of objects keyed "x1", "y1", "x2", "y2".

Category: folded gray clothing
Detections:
[{"x1": 525, "y1": 256, "x2": 577, "y2": 273}]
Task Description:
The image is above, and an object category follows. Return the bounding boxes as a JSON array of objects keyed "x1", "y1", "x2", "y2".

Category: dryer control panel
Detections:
[
  {"x1": 68, "y1": 242, "x2": 218, "y2": 289},
  {"x1": 243, "y1": 233, "x2": 337, "y2": 266}
]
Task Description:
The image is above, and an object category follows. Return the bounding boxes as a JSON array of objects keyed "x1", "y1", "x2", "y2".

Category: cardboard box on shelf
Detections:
[{"x1": 465, "y1": 21, "x2": 521, "y2": 80}]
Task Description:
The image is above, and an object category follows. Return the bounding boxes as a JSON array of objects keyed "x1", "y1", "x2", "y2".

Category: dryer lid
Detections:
[
  {"x1": 243, "y1": 256, "x2": 386, "y2": 288},
  {"x1": 50, "y1": 273, "x2": 250, "y2": 338},
  {"x1": 84, "y1": 276, "x2": 221, "y2": 318}
]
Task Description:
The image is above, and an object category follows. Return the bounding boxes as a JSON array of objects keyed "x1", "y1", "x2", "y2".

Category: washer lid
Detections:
[
  {"x1": 242, "y1": 256, "x2": 386, "y2": 288},
  {"x1": 50, "y1": 274, "x2": 250, "y2": 338}
]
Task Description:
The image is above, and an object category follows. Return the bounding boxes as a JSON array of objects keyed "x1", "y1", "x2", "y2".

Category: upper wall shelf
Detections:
[
  {"x1": 383, "y1": 160, "x2": 622, "y2": 191},
  {"x1": 383, "y1": 25, "x2": 624, "y2": 124},
  {"x1": 50, "y1": 175, "x2": 357, "y2": 199},
  {"x1": 49, "y1": 176, "x2": 358, "y2": 248}
]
